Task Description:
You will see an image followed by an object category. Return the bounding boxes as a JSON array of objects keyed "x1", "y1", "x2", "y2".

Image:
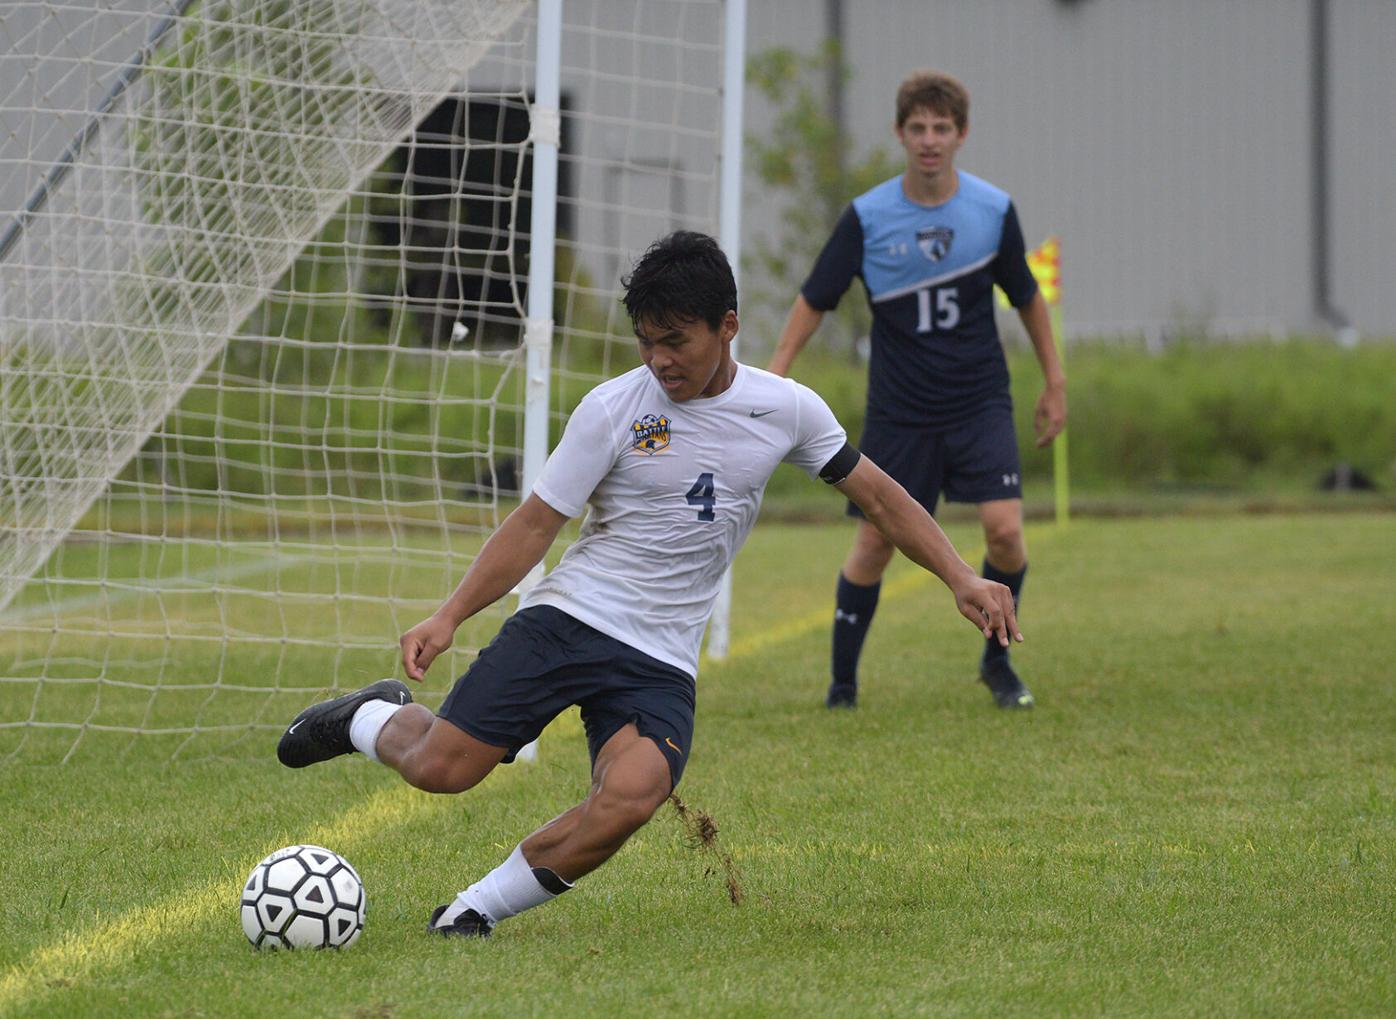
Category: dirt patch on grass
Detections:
[{"x1": 668, "y1": 793, "x2": 745, "y2": 905}]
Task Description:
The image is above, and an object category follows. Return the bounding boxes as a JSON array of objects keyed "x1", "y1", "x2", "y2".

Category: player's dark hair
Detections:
[
  {"x1": 621, "y1": 231, "x2": 737, "y2": 333},
  {"x1": 896, "y1": 69, "x2": 969, "y2": 130}
]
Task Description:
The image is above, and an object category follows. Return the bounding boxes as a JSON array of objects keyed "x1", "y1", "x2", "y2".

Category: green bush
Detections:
[
  {"x1": 1011, "y1": 339, "x2": 1396, "y2": 494},
  {"x1": 122, "y1": 333, "x2": 1395, "y2": 504},
  {"x1": 765, "y1": 338, "x2": 1396, "y2": 501}
]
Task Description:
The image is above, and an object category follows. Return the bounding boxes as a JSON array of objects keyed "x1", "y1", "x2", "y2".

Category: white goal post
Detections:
[{"x1": 0, "y1": 0, "x2": 744, "y2": 763}]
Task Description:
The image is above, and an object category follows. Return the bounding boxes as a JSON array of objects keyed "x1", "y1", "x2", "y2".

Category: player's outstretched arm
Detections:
[
  {"x1": 766, "y1": 294, "x2": 824, "y2": 377},
  {"x1": 400, "y1": 494, "x2": 569, "y2": 681},
  {"x1": 837, "y1": 457, "x2": 1023, "y2": 647},
  {"x1": 1017, "y1": 291, "x2": 1067, "y2": 448}
]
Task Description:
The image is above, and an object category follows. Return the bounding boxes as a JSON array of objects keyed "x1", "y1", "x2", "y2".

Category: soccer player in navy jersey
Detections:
[
  {"x1": 276, "y1": 232, "x2": 1021, "y2": 939},
  {"x1": 768, "y1": 70, "x2": 1066, "y2": 710}
]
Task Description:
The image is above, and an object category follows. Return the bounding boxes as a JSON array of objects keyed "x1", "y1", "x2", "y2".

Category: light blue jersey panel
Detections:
[{"x1": 852, "y1": 172, "x2": 1011, "y2": 303}]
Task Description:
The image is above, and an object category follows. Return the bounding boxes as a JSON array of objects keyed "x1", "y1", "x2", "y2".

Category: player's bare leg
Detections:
[
  {"x1": 428, "y1": 723, "x2": 671, "y2": 938},
  {"x1": 375, "y1": 708, "x2": 508, "y2": 794},
  {"x1": 827, "y1": 520, "x2": 896, "y2": 707},
  {"x1": 277, "y1": 679, "x2": 510, "y2": 790},
  {"x1": 978, "y1": 497, "x2": 1026, "y2": 573},
  {"x1": 977, "y1": 498, "x2": 1033, "y2": 708},
  {"x1": 522, "y1": 723, "x2": 672, "y2": 879},
  {"x1": 842, "y1": 518, "x2": 896, "y2": 585}
]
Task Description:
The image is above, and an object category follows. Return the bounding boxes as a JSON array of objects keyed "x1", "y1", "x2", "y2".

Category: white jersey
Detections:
[{"x1": 520, "y1": 363, "x2": 847, "y2": 677}]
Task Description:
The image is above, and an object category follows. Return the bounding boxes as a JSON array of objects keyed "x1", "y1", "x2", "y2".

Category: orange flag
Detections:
[
  {"x1": 1027, "y1": 235, "x2": 1060, "y2": 307},
  {"x1": 997, "y1": 235, "x2": 1060, "y2": 308}
]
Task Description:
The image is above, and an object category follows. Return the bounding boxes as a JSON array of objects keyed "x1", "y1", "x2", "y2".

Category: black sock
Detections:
[
  {"x1": 981, "y1": 559, "x2": 1025, "y2": 666},
  {"x1": 831, "y1": 573, "x2": 881, "y2": 689}
]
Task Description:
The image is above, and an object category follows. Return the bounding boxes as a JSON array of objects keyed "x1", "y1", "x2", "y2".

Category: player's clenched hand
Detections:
[
  {"x1": 953, "y1": 576, "x2": 1023, "y2": 647},
  {"x1": 400, "y1": 613, "x2": 456, "y2": 682},
  {"x1": 1034, "y1": 383, "x2": 1067, "y2": 448}
]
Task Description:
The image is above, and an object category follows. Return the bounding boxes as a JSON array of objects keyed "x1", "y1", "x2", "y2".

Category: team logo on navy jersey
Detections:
[
  {"x1": 917, "y1": 226, "x2": 954, "y2": 262},
  {"x1": 629, "y1": 413, "x2": 671, "y2": 454}
]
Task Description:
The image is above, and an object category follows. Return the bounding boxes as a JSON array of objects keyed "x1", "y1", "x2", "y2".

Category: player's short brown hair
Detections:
[{"x1": 895, "y1": 70, "x2": 969, "y2": 131}]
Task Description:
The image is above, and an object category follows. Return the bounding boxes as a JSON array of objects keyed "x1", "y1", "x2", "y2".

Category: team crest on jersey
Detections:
[
  {"x1": 917, "y1": 225, "x2": 954, "y2": 262},
  {"x1": 630, "y1": 413, "x2": 671, "y2": 454}
]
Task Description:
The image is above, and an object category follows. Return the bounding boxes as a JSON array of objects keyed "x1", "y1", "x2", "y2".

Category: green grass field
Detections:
[{"x1": 2, "y1": 512, "x2": 1394, "y2": 1017}]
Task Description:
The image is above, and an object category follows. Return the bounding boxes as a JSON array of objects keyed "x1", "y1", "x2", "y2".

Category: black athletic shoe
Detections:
[
  {"x1": 428, "y1": 904, "x2": 493, "y2": 938},
  {"x1": 825, "y1": 682, "x2": 858, "y2": 709},
  {"x1": 979, "y1": 658, "x2": 1034, "y2": 709},
  {"x1": 276, "y1": 678, "x2": 412, "y2": 768}
]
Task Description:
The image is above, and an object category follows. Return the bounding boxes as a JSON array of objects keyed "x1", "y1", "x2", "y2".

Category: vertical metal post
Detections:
[
  {"x1": 515, "y1": 0, "x2": 562, "y2": 762},
  {"x1": 1050, "y1": 301, "x2": 1069, "y2": 526},
  {"x1": 707, "y1": 0, "x2": 747, "y2": 662},
  {"x1": 825, "y1": 0, "x2": 846, "y2": 222},
  {"x1": 1311, "y1": 0, "x2": 1355, "y2": 344},
  {"x1": 522, "y1": 0, "x2": 561, "y2": 500}
]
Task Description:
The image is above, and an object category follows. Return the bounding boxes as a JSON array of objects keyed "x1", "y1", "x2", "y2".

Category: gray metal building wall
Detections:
[
  {"x1": 5, "y1": 2, "x2": 1391, "y2": 340},
  {"x1": 744, "y1": 0, "x2": 1396, "y2": 341}
]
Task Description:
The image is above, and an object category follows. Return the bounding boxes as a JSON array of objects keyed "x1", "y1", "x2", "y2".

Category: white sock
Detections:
[
  {"x1": 434, "y1": 844, "x2": 573, "y2": 927},
  {"x1": 348, "y1": 698, "x2": 402, "y2": 763}
]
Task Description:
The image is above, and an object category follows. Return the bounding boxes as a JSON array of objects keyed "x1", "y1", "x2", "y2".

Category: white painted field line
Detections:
[
  {"x1": 709, "y1": 523, "x2": 1052, "y2": 666},
  {"x1": 709, "y1": 565, "x2": 939, "y2": 666},
  {"x1": 0, "y1": 527, "x2": 1051, "y2": 1011},
  {"x1": 0, "y1": 782, "x2": 454, "y2": 1014},
  {"x1": 3, "y1": 553, "x2": 317, "y2": 625},
  {"x1": 709, "y1": 541, "x2": 1005, "y2": 666}
]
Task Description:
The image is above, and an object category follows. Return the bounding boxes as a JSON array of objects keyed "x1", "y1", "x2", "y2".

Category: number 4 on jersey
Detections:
[{"x1": 685, "y1": 472, "x2": 716, "y2": 521}]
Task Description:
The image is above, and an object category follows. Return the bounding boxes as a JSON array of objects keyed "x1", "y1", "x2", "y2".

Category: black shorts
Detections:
[
  {"x1": 438, "y1": 605, "x2": 696, "y2": 788},
  {"x1": 849, "y1": 403, "x2": 1022, "y2": 518}
]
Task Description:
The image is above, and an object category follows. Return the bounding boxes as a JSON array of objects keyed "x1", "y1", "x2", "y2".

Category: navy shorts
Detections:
[
  {"x1": 438, "y1": 605, "x2": 696, "y2": 788},
  {"x1": 849, "y1": 402, "x2": 1022, "y2": 518}
]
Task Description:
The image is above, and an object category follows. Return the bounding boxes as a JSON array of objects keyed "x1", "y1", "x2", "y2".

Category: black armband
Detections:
[{"x1": 817, "y1": 442, "x2": 861, "y2": 485}]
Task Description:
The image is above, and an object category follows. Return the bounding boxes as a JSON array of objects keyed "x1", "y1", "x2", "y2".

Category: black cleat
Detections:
[
  {"x1": 428, "y1": 904, "x2": 493, "y2": 938},
  {"x1": 825, "y1": 682, "x2": 858, "y2": 709},
  {"x1": 276, "y1": 678, "x2": 412, "y2": 768},
  {"x1": 979, "y1": 658, "x2": 1034, "y2": 709}
]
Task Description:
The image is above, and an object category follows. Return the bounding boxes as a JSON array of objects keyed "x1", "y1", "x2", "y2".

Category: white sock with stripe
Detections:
[
  {"x1": 434, "y1": 844, "x2": 573, "y2": 927},
  {"x1": 348, "y1": 699, "x2": 402, "y2": 763}
]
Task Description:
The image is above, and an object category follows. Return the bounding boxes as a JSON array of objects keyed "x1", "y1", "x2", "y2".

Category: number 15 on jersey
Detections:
[{"x1": 916, "y1": 286, "x2": 960, "y2": 333}]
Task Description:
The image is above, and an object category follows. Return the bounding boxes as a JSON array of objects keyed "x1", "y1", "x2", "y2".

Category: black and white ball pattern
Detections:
[{"x1": 240, "y1": 844, "x2": 365, "y2": 949}]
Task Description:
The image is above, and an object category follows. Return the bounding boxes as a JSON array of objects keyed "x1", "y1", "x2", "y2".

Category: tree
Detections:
[{"x1": 744, "y1": 42, "x2": 900, "y2": 356}]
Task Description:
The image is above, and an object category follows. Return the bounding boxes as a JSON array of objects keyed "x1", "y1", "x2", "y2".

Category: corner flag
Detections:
[{"x1": 998, "y1": 236, "x2": 1069, "y2": 524}]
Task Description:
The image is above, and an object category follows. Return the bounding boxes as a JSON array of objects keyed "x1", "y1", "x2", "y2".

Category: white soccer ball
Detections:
[{"x1": 240, "y1": 844, "x2": 366, "y2": 950}]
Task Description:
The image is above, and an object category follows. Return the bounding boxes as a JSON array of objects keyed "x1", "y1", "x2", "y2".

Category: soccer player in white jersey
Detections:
[{"x1": 276, "y1": 231, "x2": 1021, "y2": 938}]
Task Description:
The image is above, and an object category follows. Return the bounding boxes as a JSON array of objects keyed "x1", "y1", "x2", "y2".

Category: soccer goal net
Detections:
[{"x1": 0, "y1": 0, "x2": 731, "y2": 762}]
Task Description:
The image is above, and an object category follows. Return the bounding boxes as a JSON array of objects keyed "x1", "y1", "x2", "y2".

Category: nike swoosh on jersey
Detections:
[{"x1": 748, "y1": 408, "x2": 777, "y2": 418}]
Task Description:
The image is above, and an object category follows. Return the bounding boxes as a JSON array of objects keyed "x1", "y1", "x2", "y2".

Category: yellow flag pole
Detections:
[
  {"x1": 1050, "y1": 298, "x2": 1069, "y2": 526},
  {"x1": 1022, "y1": 235, "x2": 1068, "y2": 526}
]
